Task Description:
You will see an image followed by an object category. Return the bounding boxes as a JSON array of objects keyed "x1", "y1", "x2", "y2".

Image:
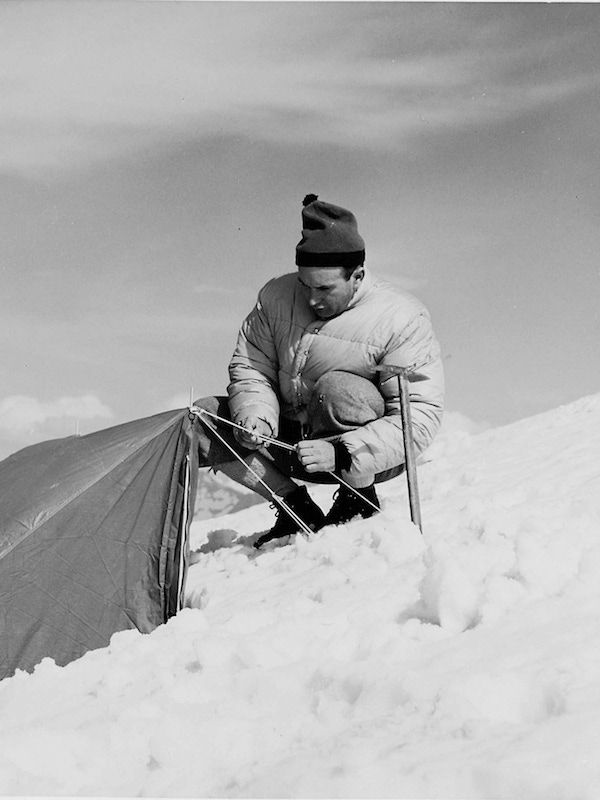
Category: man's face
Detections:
[{"x1": 297, "y1": 266, "x2": 364, "y2": 319}]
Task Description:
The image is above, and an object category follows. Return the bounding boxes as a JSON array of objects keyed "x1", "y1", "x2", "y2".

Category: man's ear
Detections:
[{"x1": 354, "y1": 266, "x2": 365, "y2": 282}]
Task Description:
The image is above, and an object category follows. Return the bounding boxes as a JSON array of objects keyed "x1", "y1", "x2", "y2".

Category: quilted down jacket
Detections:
[{"x1": 228, "y1": 270, "x2": 444, "y2": 483}]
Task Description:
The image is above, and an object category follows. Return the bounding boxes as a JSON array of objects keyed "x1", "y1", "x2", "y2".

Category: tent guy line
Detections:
[
  {"x1": 190, "y1": 406, "x2": 315, "y2": 540},
  {"x1": 192, "y1": 407, "x2": 297, "y2": 451},
  {"x1": 189, "y1": 406, "x2": 383, "y2": 518}
]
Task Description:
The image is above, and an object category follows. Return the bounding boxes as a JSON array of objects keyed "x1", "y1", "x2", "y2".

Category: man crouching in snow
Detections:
[{"x1": 193, "y1": 194, "x2": 444, "y2": 547}]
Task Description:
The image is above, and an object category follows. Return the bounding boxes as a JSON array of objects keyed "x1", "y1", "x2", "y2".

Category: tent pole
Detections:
[{"x1": 176, "y1": 449, "x2": 193, "y2": 612}]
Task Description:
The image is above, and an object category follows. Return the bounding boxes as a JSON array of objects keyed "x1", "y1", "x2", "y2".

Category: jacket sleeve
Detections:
[
  {"x1": 227, "y1": 287, "x2": 281, "y2": 436},
  {"x1": 337, "y1": 309, "x2": 444, "y2": 483}
]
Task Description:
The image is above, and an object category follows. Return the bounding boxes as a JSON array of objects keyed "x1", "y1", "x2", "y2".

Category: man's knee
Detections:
[
  {"x1": 192, "y1": 395, "x2": 226, "y2": 415},
  {"x1": 308, "y1": 371, "x2": 385, "y2": 437}
]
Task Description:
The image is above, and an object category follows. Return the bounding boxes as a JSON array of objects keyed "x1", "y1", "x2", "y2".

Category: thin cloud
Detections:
[
  {"x1": 0, "y1": 307, "x2": 236, "y2": 365},
  {"x1": 193, "y1": 284, "x2": 240, "y2": 297},
  {"x1": 1, "y1": 3, "x2": 598, "y2": 173},
  {"x1": 0, "y1": 393, "x2": 113, "y2": 452},
  {"x1": 0, "y1": 394, "x2": 112, "y2": 435}
]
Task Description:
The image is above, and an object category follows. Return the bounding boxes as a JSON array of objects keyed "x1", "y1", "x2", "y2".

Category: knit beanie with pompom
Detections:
[{"x1": 295, "y1": 194, "x2": 365, "y2": 268}]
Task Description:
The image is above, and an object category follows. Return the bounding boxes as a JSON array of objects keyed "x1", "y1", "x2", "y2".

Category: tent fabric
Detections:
[{"x1": 0, "y1": 409, "x2": 199, "y2": 682}]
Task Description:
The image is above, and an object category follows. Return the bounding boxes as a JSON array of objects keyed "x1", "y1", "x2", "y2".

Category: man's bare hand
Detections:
[
  {"x1": 234, "y1": 417, "x2": 272, "y2": 450},
  {"x1": 296, "y1": 439, "x2": 336, "y2": 473}
]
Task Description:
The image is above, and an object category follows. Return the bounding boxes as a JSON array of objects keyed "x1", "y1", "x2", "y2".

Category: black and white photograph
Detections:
[{"x1": 1, "y1": 2, "x2": 599, "y2": 797}]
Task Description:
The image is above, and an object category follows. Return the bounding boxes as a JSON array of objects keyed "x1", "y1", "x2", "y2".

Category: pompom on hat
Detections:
[{"x1": 295, "y1": 194, "x2": 366, "y2": 268}]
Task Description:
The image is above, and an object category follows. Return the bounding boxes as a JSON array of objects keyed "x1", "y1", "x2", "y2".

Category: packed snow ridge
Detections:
[{"x1": 1, "y1": 393, "x2": 600, "y2": 798}]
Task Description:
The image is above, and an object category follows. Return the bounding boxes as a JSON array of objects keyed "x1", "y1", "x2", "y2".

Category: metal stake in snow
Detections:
[{"x1": 376, "y1": 365, "x2": 423, "y2": 534}]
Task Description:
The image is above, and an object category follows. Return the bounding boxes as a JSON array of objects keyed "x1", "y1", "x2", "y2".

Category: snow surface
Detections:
[{"x1": 1, "y1": 394, "x2": 600, "y2": 798}]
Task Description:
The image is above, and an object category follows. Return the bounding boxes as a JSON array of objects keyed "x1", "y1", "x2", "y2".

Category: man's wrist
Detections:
[{"x1": 333, "y1": 442, "x2": 352, "y2": 472}]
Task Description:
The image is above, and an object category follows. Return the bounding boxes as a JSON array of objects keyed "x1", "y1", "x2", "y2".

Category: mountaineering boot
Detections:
[
  {"x1": 253, "y1": 486, "x2": 326, "y2": 548},
  {"x1": 323, "y1": 484, "x2": 380, "y2": 527}
]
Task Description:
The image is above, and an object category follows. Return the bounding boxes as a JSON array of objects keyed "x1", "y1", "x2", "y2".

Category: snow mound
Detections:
[{"x1": 1, "y1": 393, "x2": 599, "y2": 798}]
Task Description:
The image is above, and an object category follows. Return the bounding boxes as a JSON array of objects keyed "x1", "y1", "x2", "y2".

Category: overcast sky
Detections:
[{"x1": 1, "y1": 1, "x2": 599, "y2": 458}]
